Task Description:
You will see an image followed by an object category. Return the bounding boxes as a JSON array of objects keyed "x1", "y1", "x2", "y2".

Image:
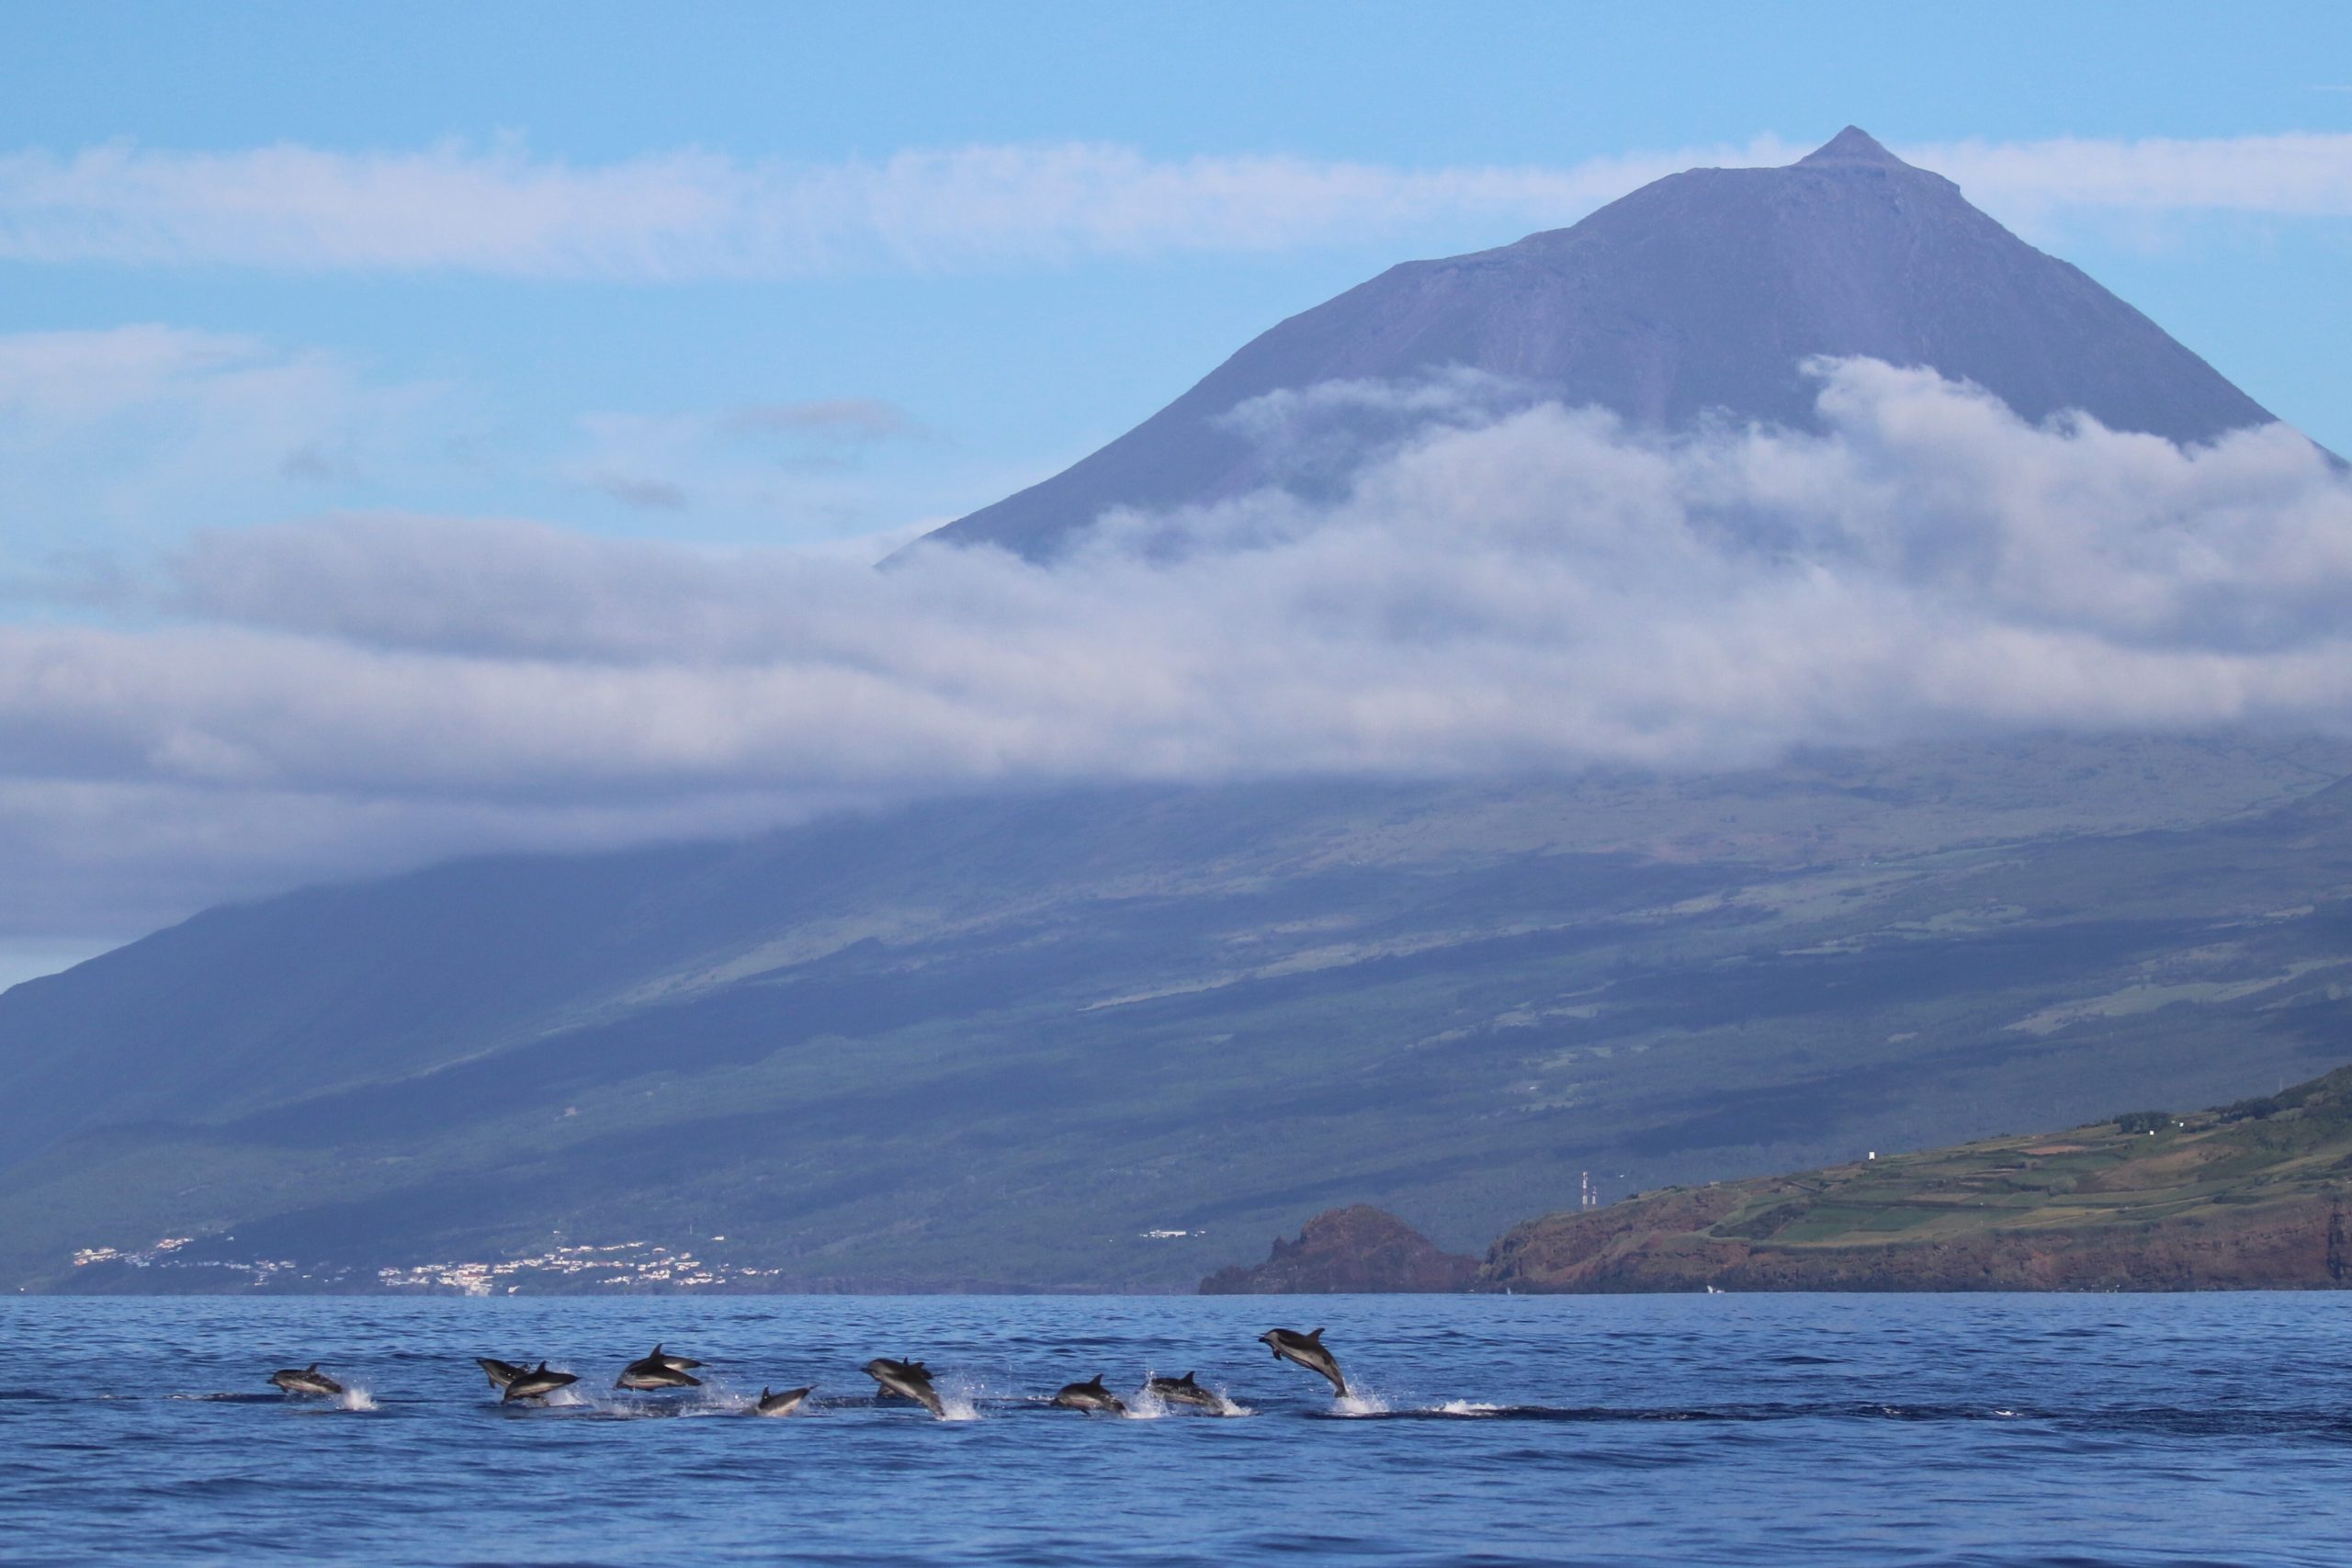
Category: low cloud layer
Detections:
[
  {"x1": 4, "y1": 358, "x2": 2349, "y2": 943},
  {"x1": 3, "y1": 132, "x2": 2348, "y2": 277}
]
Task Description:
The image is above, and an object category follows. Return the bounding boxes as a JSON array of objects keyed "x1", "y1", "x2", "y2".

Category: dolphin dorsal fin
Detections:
[
  {"x1": 650, "y1": 1344, "x2": 664, "y2": 1358},
  {"x1": 910, "y1": 1360, "x2": 927, "y2": 1373},
  {"x1": 1308, "y1": 1328, "x2": 1325, "y2": 1341},
  {"x1": 306, "y1": 1363, "x2": 318, "y2": 1372},
  {"x1": 1181, "y1": 1371, "x2": 1196, "y2": 1384},
  {"x1": 761, "y1": 1387, "x2": 771, "y2": 1399}
]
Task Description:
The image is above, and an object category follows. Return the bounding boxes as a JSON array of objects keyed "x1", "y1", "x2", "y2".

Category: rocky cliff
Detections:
[{"x1": 1199, "y1": 1205, "x2": 1478, "y2": 1293}]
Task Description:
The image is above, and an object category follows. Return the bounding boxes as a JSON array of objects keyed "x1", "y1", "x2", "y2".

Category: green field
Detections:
[{"x1": 9, "y1": 733, "x2": 2352, "y2": 1292}]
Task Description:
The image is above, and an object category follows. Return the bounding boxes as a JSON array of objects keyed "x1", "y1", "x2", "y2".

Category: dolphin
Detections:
[
  {"x1": 752, "y1": 1385, "x2": 812, "y2": 1417},
  {"x1": 861, "y1": 1357, "x2": 945, "y2": 1417},
  {"x1": 476, "y1": 1357, "x2": 531, "y2": 1391},
  {"x1": 269, "y1": 1363, "x2": 345, "y2": 1397},
  {"x1": 1145, "y1": 1371, "x2": 1225, "y2": 1412},
  {"x1": 616, "y1": 1344, "x2": 703, "y2": 1391},
  {"x1": 1258, "y1": 1327, "x2": 1346, "y2": 1397},
  {"x1": 1051, "y1": 1374, "x2": 1127, "y2": 1415},
  {"x1": 502, "y1": 1362, "x2": 580, "y2": 1403}
]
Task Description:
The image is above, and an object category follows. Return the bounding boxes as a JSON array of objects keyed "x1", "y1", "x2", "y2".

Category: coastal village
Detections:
[{"x1": 68, "y1": 1236, "x2": 783, "y2": 1293}]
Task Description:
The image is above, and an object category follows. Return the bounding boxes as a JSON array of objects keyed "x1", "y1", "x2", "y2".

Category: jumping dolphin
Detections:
[
  {"x1": 1145, "y1": 1371, "x2": 1224, "y2": 1412},
  {"x1": 476, "y1": 1357, "x2": 531, "y2": 1391},
  {"x1": 1051, "y1": 1374, "x2": 1127, "y2": 1415},
  {"x1": 502, "y1": 1362, "x2": 580, "y2": 1403},
  {"x1": 616, "y1": 1345, "x2": 703, "y2": 1391},
  {"x1": 861, "y1": 1357, "x2": 946, "y2": 1417},
  {"x1": 269, "y1": 1363, "x2": 345, "y2": 1397},
  {"x1": 752, "y1": 1385, "x2": 812, "y2": 1417},
  {"x1": 1258, "y1": 1327, "x2": 1347, "y2": 1397}
]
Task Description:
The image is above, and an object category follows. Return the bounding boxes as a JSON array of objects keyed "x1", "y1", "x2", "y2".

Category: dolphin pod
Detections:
[
  {"x1": 1144, "y1": 1371, "x2": 1226, "y2": 1412},
  {"x1": 753, "y1": 1385, "x2": 813, "y2": 1417},
  {"x1": 265, "y1": 1327, "x2": 1351, "y2": 1417},
  {"x1": 475, "y1": 1357, "x2": 531, "y2": 1391},
  {"x1": 1050, "y1": 1374, "x2": 1127, "y2": 1416},
  {"x1": 616, "y1": 1343, "x2": 704, "y2": 1392},
  {"x1": 1258, "y1": 1326, "x2": 1347, "y2": 1397},
  {"x1": 268, "y1": 1362, "x2": 345, "y2": 1397},
  {"x1": 862, "y1": 1357, "x2": 947, "y2": 1417}
]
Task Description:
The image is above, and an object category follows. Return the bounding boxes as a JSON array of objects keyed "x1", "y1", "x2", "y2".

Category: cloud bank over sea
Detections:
[{"x1": 3, "y1": 358, "x2": 2347, "y2": 942}]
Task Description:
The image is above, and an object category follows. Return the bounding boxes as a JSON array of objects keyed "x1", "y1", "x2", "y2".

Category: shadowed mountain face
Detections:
[
  {"x1": 7, "y1": 736, "x2": 2352, "y2": 1292},
  {"x1": 929, "y1": 128, "x2": 2278, "y2": 559}
]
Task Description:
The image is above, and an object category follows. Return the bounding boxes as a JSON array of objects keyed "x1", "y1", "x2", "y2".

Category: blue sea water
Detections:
[{"x1": 3, "y1": 1292, "x2": 2349, "y2": 1566}]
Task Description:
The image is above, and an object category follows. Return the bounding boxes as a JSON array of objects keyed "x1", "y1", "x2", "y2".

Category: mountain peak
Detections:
[
  {"x1": 917, "y1": 120, "x2": 2278, "y2": 559},
  {"x1": 1795, "y1": 125, "x2": 1910, "y2": 169}
]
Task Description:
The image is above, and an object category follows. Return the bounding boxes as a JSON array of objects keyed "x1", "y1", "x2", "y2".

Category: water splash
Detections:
[
  {"x1": 334, "y1": 1385, "x2": 378, "y2": 1413},
  {"x1": 1332, "y1": 1391, "x2": 1391, "y2": 1416},
  {"x1": 1122, "y1": 1387, "x2": 1170, "y2": 1419},
  {"x1": 1435, "y1": 1399, "x2": 1501, "y2": 1416}
]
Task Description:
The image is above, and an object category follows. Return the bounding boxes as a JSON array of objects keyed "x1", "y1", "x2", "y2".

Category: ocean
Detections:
[{"x1": 3, "y1": 1292, "x2": 2347, "y2": 1565}]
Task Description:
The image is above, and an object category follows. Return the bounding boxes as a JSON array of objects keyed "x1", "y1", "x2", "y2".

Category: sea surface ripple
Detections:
[{"x1": 3, "y1": 1292, "x2": 2348, "y2": 1565}]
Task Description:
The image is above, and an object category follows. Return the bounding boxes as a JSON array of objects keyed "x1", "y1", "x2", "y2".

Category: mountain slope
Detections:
[
  {"x1": 1484, "y1": 1064, "x2": 2352, "y2": 1292},
  {"x1": 8, "y1": 734, "x2": 2352, "y2": 1292},
  {"x1": 927, "y1": 128, "x2": 2278, "y2": 559}
]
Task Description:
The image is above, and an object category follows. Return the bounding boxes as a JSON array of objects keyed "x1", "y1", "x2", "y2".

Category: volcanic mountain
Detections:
[
  {"x1": 0, "y1": 131, "x2": 2341, "y2": 1295},
  {"x1": 928, "y1": 127, "x2": 2279, "y2": 558}
]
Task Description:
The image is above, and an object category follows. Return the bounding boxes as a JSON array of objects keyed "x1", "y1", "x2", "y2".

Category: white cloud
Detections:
[
  {"x1": 4, "y1": 360, "x2": 2350, "y2": 944},
  {"x1": 0, "y1": 138, "x2": 1770, "y2": 277},
  {"x1": 1916, "y1": 132, "x2": 2352, "y2": 221},
  {"x1": 2, "y1": 132, "x2": 2349, "y2": 279}
]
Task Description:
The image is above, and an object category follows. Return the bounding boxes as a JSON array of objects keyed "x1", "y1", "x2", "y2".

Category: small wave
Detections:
[{"x1": 1435, "y1": 1400, "x2": 1503, "y2": 1416}]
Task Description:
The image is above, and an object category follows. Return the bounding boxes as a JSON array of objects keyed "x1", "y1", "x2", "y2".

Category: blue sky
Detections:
[{"x1": 3, "y1": 2, "x2": 2352, "y2": 981}]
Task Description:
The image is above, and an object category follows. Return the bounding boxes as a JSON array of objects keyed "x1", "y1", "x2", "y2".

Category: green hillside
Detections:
[
  {"x1": 9, "y1": 734, "x2": 2352, "y2": 1293},
  {"x1": 1487, "y1": 1066, "x2": 2352, "y2": 1291}
]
